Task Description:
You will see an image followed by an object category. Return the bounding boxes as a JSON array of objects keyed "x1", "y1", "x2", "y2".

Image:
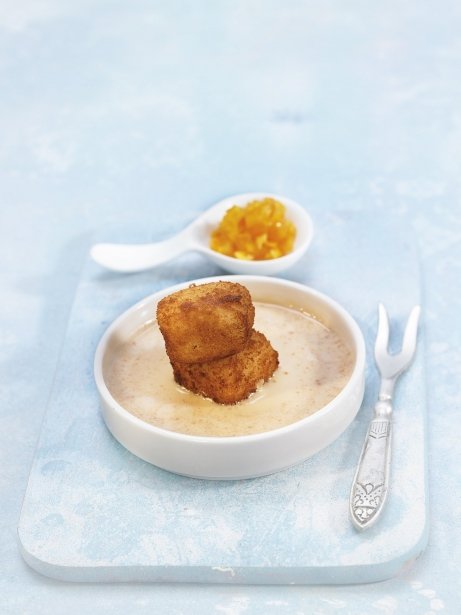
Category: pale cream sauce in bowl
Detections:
[
  {"x1": 105, "y1": 303, "x2": 353, "y2": 437},
  {"x1": 95, "y1": 275, "x2": 366, "y2": 479}
]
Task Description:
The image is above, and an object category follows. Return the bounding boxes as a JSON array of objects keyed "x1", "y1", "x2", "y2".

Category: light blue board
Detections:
[{"x1": 18, "y1": 211, "x2": 428, "y2": 584}]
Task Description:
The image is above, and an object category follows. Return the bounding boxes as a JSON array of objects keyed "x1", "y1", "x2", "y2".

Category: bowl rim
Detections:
[{"x1": 94, "y1": 275, "x2": 366, "y2": 444}]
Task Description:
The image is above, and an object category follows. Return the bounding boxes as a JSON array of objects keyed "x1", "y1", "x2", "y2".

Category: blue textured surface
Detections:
[
  {"x1": 17, "y1": 213, "x2": 427, "y2": 584},
  {"x1": 1, "y1": 0, "x2": 460, "y2": 612}
]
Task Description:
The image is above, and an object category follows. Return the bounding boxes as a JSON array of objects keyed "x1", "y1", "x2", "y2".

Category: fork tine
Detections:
[
  {"x1": 375, "y1": 304, "x2": 421, "y2": 379},
  {"x1": 374, "y1": 303, "x2": 389, "y2": 361},
  {"x1": 401, "y1": 305, "x2": 421, "y2": 361}
]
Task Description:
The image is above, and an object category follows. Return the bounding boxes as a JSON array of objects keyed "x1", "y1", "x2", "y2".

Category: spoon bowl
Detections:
[{"x1": 90, "y1": 193, "x2": 314, "y2": 275}]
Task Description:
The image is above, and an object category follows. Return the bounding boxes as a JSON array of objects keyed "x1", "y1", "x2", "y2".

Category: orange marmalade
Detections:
[{"x1": 209, "y1": 197, "x2": 296, "y2": 260}]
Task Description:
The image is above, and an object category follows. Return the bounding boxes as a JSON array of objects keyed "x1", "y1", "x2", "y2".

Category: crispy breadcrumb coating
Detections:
[
  {"x1": 156, "y1": 281, "x2": 254, "y2": 364},
  {"x1": 171, "y1": 330, "x2": 279, "y2": 404}
]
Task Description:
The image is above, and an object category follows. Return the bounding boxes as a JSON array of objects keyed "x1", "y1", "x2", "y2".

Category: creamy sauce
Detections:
[{"x1": 104, "y1": 303, "x2": 354, "y2": 437}]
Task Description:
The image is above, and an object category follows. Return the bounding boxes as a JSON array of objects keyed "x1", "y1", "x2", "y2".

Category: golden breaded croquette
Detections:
[
  {"x1": 156, "y1": 281, "x2": 255, "y2": 364},
  {"x1": 171, "y1": 330, "x2": 279, "y2": 404}
]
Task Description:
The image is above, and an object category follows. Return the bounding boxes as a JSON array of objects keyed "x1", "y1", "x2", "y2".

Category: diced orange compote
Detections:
[{"x1": 210, "y1": 198, "x2": 297, "y2": 260}]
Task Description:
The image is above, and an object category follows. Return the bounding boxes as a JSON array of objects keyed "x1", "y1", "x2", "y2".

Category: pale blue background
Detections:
[{"x1": 1, "y1": 1, "x2": 460, "y2": 613}]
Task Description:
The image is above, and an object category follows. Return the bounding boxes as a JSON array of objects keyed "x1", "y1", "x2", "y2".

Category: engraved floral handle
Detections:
[{"x1": 350, "y1": 404, "x2": 392, "y2": 531}]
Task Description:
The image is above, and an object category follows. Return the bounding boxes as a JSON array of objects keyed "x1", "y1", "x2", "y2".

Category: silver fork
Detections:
[{"x1": 349, "y1": 303, "x2": 421, "y2": 531}]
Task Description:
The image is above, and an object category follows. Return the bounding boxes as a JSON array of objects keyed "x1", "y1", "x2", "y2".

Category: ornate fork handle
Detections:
[{"x1": 350, "y1": 411, "x2": 392, "y2": 530}]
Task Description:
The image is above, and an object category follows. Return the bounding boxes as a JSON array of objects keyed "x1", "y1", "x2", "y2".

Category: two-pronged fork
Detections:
[{"x1": 349, "y1": 304, "x2": 421, "y2": 531}]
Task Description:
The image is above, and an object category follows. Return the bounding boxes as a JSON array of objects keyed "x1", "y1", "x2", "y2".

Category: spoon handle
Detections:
[{"x1": 91, "y1": 231, "x2": 195, "y2": 272}]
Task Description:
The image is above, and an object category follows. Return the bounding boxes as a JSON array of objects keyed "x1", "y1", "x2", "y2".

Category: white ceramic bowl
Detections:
[{"x1": 94, "y1": 276, "x2": 366, "y2": 480}]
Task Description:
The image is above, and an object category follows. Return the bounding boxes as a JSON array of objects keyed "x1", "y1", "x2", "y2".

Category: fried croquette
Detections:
[
  {"x1": 156, "y1": 281, "x2": 255, "y2": 364},
  {"x1": 171, "y1": 330, "x2": 279, "y2": 404}
]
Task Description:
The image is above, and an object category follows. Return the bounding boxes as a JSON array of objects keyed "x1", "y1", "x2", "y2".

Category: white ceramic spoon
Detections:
[{"x1": 90, "y1": 193, "x2": 314, "y2": 275}]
